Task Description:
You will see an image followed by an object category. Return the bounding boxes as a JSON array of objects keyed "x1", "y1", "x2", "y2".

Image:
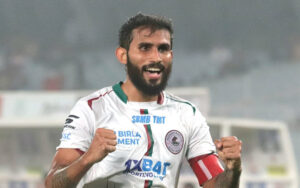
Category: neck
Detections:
[{"x1": 121, "y1": 79, "x2": 159, "y2": 102}]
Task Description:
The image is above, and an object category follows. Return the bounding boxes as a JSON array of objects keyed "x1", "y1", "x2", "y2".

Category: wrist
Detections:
[
  {"x1": 226, "y1": 164, "x2": 242, "y2": 171},
  {"x1": 80, "y1": 153, "x2": 95, "y2": 168},
  {"x1": 225, "y1": 159, "x2": 242, "y2": 172},
  {"x1": 225, "y1": 166, "x2": 242, "y2": 177},
  {"x1": 232, "y1": 167, "x2": 242, "y2": 176}
]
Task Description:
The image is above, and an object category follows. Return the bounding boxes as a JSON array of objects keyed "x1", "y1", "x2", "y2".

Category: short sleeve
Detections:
[
  {"x1": 186, "y1": 108, "x2": 216, "y2": 160},
  {"x1": 56, "y1": 100, "x2": 95, "y2": 152}
]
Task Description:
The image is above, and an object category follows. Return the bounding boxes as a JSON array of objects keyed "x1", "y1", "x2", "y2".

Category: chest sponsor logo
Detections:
[
  {"x1": 132, "y1": 115, "x2": 166, "y2": 124},
  {"x1": 165, "y1": 130, "x2": 184, "y2": 154},
  {"x1": 124, "y1": 157, "x2": 171, "y2": 180},
  {"x1": 116, "y1": 130, "x2": 141, "y2": 145}
]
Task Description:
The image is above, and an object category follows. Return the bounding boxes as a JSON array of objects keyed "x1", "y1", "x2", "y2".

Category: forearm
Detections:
[
  {"x1": 203, "y1": 168, "x2": 241, "y2": 188},
  {"x1": 46, "y1": 155, "x2": 93, "y2": 188},
  {"x1": 214, "y1": 168, "x2": 241, "y2": 188}
]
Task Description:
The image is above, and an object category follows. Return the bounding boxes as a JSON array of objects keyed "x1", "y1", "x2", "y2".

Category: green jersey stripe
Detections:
[{"x1": 166, "y1": 96, "x2": 196, "y2": 115}]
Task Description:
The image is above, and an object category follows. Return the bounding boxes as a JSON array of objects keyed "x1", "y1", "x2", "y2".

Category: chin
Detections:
[{"x1": 147, "y1": 79, "x2": 162, "y2": 86}]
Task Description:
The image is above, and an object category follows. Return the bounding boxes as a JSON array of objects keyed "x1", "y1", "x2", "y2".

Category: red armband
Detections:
[{"x1": 188, "y1": 154, "x2": 224, "y2": 185}]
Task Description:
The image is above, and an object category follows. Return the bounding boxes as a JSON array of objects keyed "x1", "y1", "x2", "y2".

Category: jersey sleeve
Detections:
[
  {"x1": 56, "y1": 100, "x2": 95, "y2": 152},
  {"x1": 185, "y1": 108, "x2": 216, "y2": 160},
  {"x1": 185, "y1": 108, "x2": 224, "y2": 185}
]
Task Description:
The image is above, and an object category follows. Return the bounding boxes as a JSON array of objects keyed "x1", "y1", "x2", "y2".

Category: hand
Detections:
[
  {"x1": 214, "y1": 136, "x2": 242, "y2": 171},
  {"x1": 84, "y1": 128, "x2": 117, "y2": 165}
]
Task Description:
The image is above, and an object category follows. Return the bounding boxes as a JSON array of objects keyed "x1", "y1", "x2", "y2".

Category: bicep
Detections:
[
  {"x1": 186, "y1": 109, "x2": 216, "y2": 159},
  {"x1": 45, "y1": 148, "x2": 84, "y2": 187},
  {"x1": 51, "y1": 148, "x2": 83, "y2": 169},
  {"x1": 46, "y1": 148, "x2": 82, "y2": 179}
]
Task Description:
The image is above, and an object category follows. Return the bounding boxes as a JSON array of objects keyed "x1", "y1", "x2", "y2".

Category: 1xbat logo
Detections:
[{"x1": 124, "y1": 157, "x2": 171, "y2": 180}]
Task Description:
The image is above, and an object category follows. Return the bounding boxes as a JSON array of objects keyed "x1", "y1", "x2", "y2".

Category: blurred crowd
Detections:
[{"x1": 1, "y1": 0, "x2": 300, "y2": 91}]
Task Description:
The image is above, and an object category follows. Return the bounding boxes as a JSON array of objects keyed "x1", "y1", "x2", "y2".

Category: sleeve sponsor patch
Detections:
[{"x1": 63, "y1": 114, "x2": 80, "y2": 129}]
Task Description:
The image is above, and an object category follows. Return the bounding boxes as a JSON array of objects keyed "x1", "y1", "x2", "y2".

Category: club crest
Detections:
[{"x1": 165, "y1": 130, "x2": 184, "y2": 154}]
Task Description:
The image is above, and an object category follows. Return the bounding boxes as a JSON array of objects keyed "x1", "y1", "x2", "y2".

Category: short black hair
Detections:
[{"x1": 119, "y1": 13, "x2": 173, "y2": 50}]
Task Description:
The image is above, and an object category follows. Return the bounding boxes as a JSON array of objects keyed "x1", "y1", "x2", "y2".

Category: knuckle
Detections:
[
  {"x1": 101, "y1": 142, "x2": 107, "y2": 148},
  {"x1": 93, "y1": 134, "x2": 101, "y2": 142},
  {"x1": 102, "y1": 143, "x2": 108, "y2": 149},
  {"x1": 107, "y1": 146, "x2": 116, "y2": 152},
  {"x1": 104, "y1": 145, "x2": 110, "y2": 152},
  {"x1": 96, "y1": 128, "x2": 103, "y2": 133}
]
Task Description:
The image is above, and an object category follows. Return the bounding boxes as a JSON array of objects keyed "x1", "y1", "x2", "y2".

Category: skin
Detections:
[
  {"x1": 45, "y1": 129, "x2": 117, "y2": 187},
  {"x1": 116, "y1": 27, "x2": 173, "y2": 102},
  {"x1": 45, "y1": 27, "x2": 242, "y2": 188},
  {"x1": 204, "y1": 137, "x2": 242, "y2": 188}
]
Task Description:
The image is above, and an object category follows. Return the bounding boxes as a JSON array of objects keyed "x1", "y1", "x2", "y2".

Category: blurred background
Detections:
[{"x1": 0, "y1": 0, "x2": 299, "y2": 187}]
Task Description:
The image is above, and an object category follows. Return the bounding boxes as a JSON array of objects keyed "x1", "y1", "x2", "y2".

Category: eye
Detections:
[
  {"x1": 139, "y1": 43, "x2": 152, "y2": 51},
  {"x1": 158, "y1": 44, "x2": 171, "y2": 53}
]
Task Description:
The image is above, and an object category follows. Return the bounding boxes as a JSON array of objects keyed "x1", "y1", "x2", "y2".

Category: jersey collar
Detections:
[
  {"x1": 112, "y1": 82, "x2": 128, "y2": 103},
  {"x1": 112, "y1": 82, "x2": 164, "y2": 105}
]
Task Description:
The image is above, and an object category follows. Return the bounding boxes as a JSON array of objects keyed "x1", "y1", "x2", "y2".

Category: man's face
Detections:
[{"x1": 126, "y1": 27, "x2": 173, "y2": 96}]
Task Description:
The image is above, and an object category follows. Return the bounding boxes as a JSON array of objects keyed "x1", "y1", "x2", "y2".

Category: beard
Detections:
[{"x1": 126, "y1": 55, "x2": 172, "y2": 97}]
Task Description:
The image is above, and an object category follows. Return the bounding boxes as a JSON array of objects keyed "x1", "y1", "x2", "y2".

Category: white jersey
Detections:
[{"x1": 57, "y1": 82, "x2": 216, "y2": 188}]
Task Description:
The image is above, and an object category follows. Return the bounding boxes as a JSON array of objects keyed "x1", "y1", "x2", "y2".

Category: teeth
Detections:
[{"x1": 146, "y1": 68, "x2": 160, "y2": 72}]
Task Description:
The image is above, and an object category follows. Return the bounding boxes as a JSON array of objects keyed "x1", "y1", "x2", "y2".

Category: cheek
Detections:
[
  {"x1": 129, "y1": 54, "x2": 145, "y2": 65},
  {"x1": 163, "y1": 53, "x2": 173, "y2": 62}
]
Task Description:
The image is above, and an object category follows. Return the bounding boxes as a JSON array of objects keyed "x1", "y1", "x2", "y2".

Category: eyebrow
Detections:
[
  {"x1": 138, "y1": 42, "x2": 153, "y2": 48},
  {"x1": 138, "y1": 42, "x2": 171, "y2": 48},
  {"x1": 138, "y1": 42, "x2": 152, "y2": 45},
  {"x1": 158, "y1": 43, "x2": 171, "y2": 48}
]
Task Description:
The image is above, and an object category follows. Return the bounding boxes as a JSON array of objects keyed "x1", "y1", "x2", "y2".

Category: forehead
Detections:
[{"x1": 131, "y1": 27, "x2": 171, "y2": 45}]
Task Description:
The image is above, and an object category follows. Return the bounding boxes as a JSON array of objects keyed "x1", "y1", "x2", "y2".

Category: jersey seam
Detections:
[
  {"x1": 166, "y1": 96, "x2": 196, "y2": 115},
  {"x1": 87, "y1": 89, "x2": 113, "y2": 109}
]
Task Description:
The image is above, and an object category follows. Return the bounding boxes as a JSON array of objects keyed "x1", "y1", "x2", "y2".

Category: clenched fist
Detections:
[
  {"x1": 84, "y1": 128, "x2": 117, "y2": 165},
  {"x1": 214, "y1": 136, "x2": 242, "y2": 171}
]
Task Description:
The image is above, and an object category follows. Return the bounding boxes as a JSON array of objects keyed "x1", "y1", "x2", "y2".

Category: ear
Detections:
[{"x1": 115, "y1": 47, "x2": 127, "y2": 65}]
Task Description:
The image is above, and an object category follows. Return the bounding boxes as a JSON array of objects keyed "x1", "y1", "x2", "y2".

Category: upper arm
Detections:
[
  {"x1": 45, "y1": 148, "x2": 83, "y2": 185},
  {"x1": 186, "y1": 108, "x2": 215, "y2": 159},
  {"x1": 57, "y1": 100, "x2": 94, "y2": 152},
  {"x1": 52, "y1": 148, "x2": 83, "y2": 168},
  {"x1": 45, "y1": 99, "x2": 94, "y2": 187},
  {"x1": 188, "y1": 154, "x2": 224, "y2": 186}
]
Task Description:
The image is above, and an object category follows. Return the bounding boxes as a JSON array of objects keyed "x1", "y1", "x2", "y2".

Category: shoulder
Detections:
[
  {"x1": 164, "y1": 91, "x2": 196, "y2": 116},
  {"x1": 77, "y1": 86, "x2": 115, "y2": 110}
]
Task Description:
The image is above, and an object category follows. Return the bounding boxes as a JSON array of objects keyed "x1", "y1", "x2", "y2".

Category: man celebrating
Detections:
[{"x1": 45, "y1": 13, "x2": 242, "y2": 188}]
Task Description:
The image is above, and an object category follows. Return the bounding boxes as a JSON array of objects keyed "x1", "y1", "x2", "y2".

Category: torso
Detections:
[{"x1": 58, "y1": 83, "x2": 214, "y2": 188}]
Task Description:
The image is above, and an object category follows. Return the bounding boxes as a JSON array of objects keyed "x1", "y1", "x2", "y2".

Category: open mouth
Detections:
[
  {"x1": 143, "y1": 63, "x2": 165, "y2": 74},
  {"x1": 145, "y1": 67, "x2": 162, "y2": 74},
  {"x1": 143, "y1": 65, "x2": 164, "y2": 80}
]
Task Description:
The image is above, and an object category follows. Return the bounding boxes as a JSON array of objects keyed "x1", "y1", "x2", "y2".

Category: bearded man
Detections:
[{"x1": 45, "y1": 13, "x2": 242, "y2": 188}]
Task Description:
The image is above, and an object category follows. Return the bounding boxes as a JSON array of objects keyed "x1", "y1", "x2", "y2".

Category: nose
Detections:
[{"x1": 149, "y1": 48, "x2": 162, "y2": 63}]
